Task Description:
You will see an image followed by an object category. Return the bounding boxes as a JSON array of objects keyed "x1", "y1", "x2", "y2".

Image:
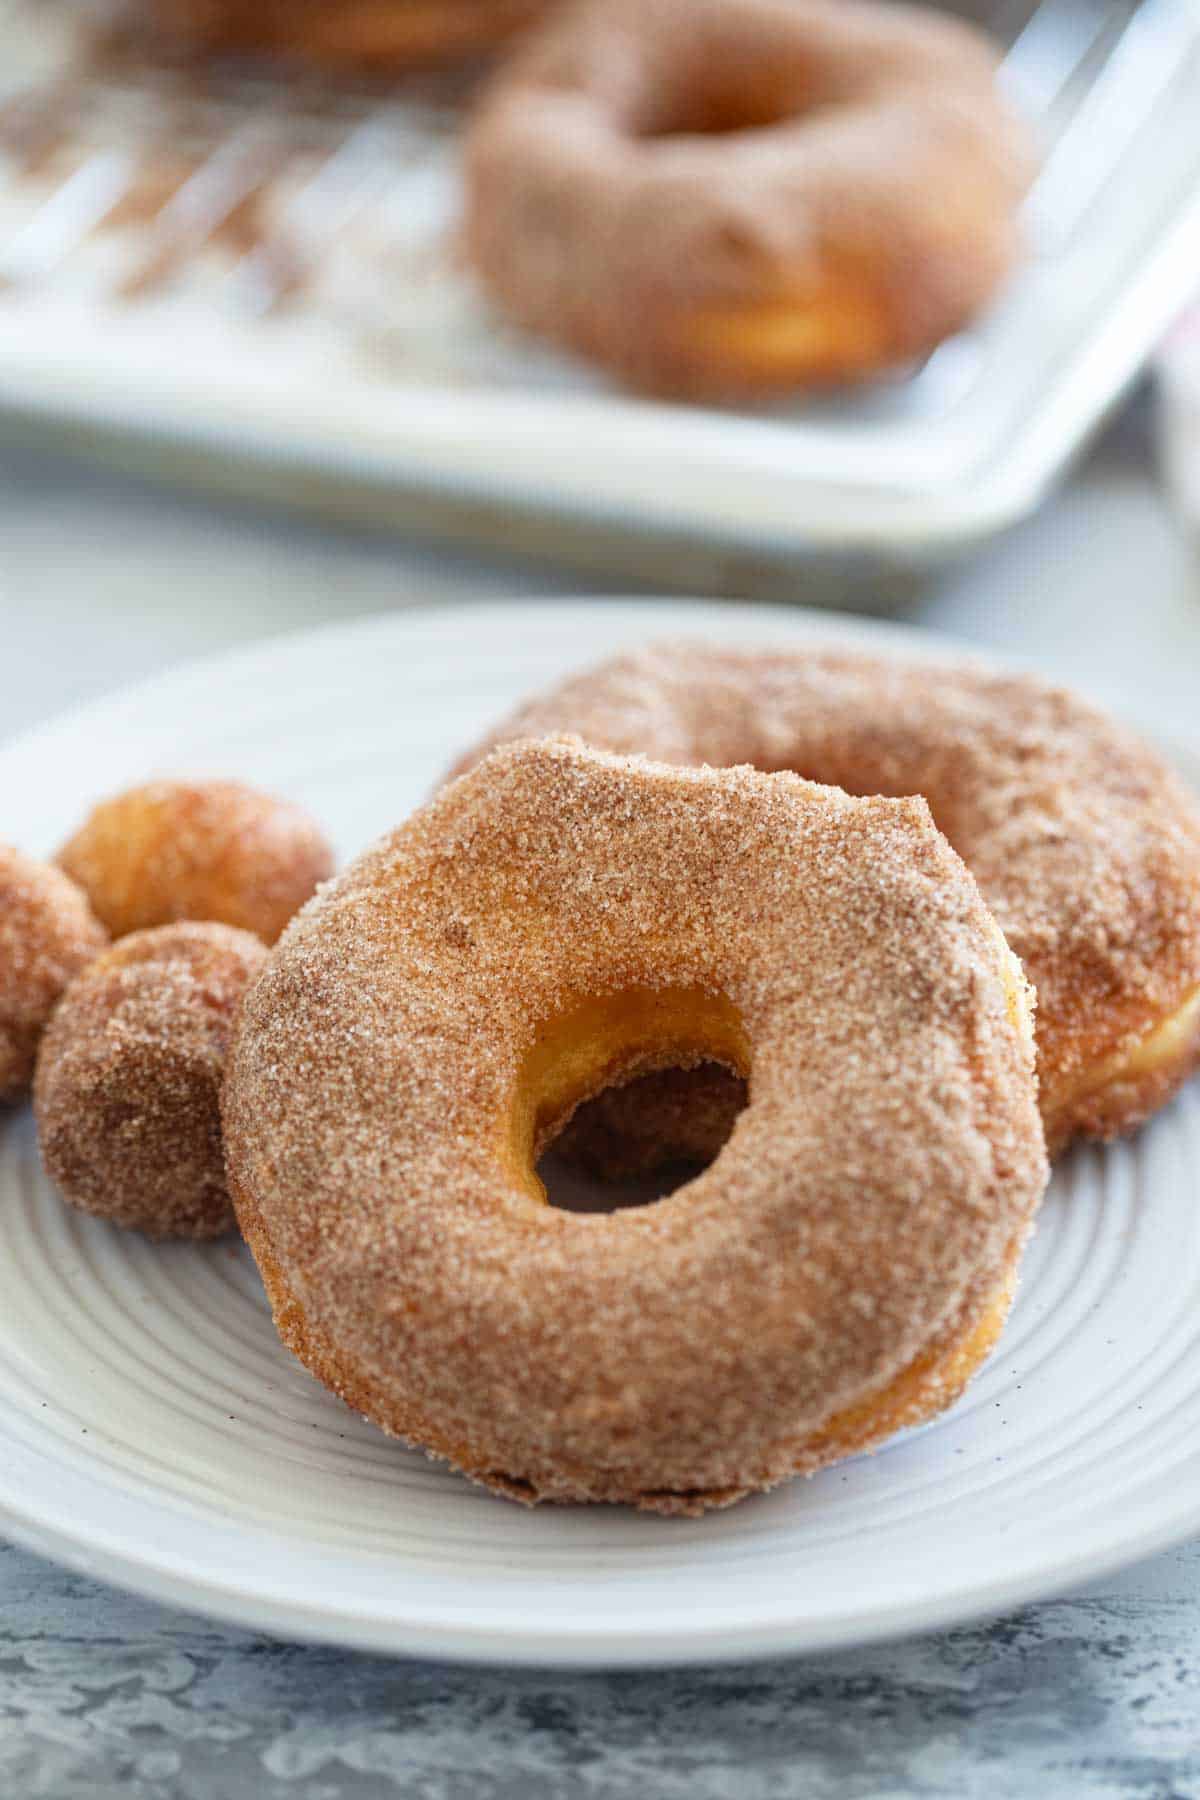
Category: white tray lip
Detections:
[
  {"x1": 0, "y1": 204, "x2": 1192, "y2": 561},
  {"x1": 2, "y1": 594, "x2": 1199, "y2": 1668}
]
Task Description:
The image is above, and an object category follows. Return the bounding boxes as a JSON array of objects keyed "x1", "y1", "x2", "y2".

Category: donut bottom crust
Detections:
[
  {"x1": 633, "y1": 277, "x2": 899, "y2": 400},
  {"x1": 520, "y1": 252, "x2": 1001, "y2": 403},
  {"x1": 233, "y1": 1158, "x2": 1020, "y2": 1516},
  {"x1": 1043, "y1": 983, "x2": 1200, "y2": 1157}
]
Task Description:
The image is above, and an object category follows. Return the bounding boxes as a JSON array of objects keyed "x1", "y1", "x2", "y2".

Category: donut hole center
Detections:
[
  {"x1": 511, "y1": 987, "x2": 750, "y2": 1215},
  {"x1": 540, "y1": 1062, "x2": 749, "y2": 1213},
  {"x1": 633, "y1": 69, "x2": 808, "y2": 140}
]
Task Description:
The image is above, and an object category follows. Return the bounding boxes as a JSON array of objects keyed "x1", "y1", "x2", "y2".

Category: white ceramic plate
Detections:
[{"x1": 2, "y1": 599, "x2": 1199, "y2": 1668}]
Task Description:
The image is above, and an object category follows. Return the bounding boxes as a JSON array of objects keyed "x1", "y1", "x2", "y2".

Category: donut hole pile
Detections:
[{"x1": 3, "y1": 778, "x2": 333, "y2": 1240}]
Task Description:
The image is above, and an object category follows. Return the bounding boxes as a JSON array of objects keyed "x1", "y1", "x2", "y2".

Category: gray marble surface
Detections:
[
  {"x1": 5, "y1": 1536, "x2": 1200, "y2": 1800},
  {"x1": 3, "y1": 407, "x2": 1200, "y2": 1798}
]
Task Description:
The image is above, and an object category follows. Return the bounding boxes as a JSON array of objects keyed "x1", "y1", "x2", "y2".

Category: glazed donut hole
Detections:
[
  {"x1": 0, "y1": 846, "x2": 109, "y2": 1104},
  {"x1": 57, "y1": 778, "x2": 335, "y2": 946},
  {"x1": 523, "y1": 988, "x2": 751, "y2": 1211},
  {"x1": 33, "y1": 922, "x2": 268, "y2": 1239},
  {"x1": 4, "y1": 779, "x2": 331, "y2": 1237}
]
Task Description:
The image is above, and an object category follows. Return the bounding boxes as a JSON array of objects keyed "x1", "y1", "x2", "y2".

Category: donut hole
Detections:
[
  {"x1": 539, "y1": 1061, "x2": 749, "y2": 1213},
  {"x1": 632, "y1": 66, "x2": 809, "y2": 140},
  {"x1": 511, "y1": 986, "x2": 751, "y2": 1213}
]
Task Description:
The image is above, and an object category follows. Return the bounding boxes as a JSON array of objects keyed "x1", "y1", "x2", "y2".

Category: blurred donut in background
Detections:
[{"x1": 465, "y1": 0, "x2": 1035, "y2": 398}]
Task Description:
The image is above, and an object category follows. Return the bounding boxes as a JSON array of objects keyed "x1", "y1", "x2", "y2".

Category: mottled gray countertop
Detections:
[
  {"x1": 5, "y1": 1537, "x2": 1200, "y2": 1800},
  {"x1": 3, "y1": 410, "x2": 1200, "y2": 1799}
]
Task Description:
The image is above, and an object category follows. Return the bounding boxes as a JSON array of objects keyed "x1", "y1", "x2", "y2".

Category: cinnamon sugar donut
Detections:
[
  {"x1": 35, "y1": 923, "x2": 267, "y2": 1239},
  {"x1": 0, "y1": 847, "x2": 108, "y2": 1104},
  {"x1": 58, "y1": 780, "x2": 334, "y2": 947},
  {"x1": 223, "y1": 735, "x2": 1047, "y2": 1512},
  {"x1": 464, "y1": 0, "x2": 1035, "y2": 398},
  {"x1": 453, "y1": 644, "x2": 1200, "y2": 1154},
  {"x1": 140, "y1": 0, "x2": 551, "y2": 68}
]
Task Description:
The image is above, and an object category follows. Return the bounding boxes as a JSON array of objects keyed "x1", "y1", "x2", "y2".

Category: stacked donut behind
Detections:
[{"x1": 449, "y1": 643, "x2": 1200, "y2": 1154}]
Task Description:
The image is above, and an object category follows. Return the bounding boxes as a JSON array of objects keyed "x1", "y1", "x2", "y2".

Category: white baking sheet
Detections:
[{"x1": 0, "y1": 0, "x2": 1198, "y2": 568}]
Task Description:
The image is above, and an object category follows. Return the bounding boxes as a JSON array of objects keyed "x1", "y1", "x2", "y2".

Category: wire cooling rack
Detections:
[{"x1": 0, "y1": 0, "x2": 1197, "y2": 593}]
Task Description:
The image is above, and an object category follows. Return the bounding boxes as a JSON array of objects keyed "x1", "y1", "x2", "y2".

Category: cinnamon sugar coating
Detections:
[
  {"x1": 0, "y1": 846, "x2": 108, "y2": 1104},
  {"x1": 224, "y1": 736, "x2": 1046, "y2": 1511},
  {"x1": 35, "y1": 922, "x2": 267, "y2": 1239},
  {"x1": 58, "y1": 779, "x2": 334, "y2": 946},
  {"x1": 464, "y1": 0, "x2": 1034, "y2": 398},
  {"x1": 453, "y1": 643, "x2": 1200, "y2": 1153}
]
